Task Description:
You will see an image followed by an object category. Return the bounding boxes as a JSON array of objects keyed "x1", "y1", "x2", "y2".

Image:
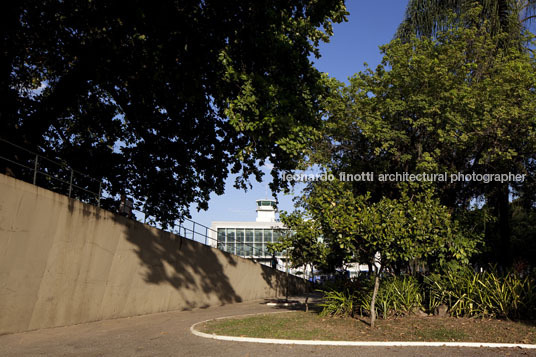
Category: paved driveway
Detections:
[{"x1": 0, "y1": 298, "x2": 533, "y2": 356}]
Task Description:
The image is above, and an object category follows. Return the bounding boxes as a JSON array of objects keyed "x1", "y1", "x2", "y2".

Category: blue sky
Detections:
[{"x1": 189, "y1": 1, "x2": 409, "y2": 229}]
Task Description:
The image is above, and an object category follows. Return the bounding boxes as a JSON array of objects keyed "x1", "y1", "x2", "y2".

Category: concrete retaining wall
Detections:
[{"x1": 0, "y1": 174, "x2": 306, "y2": 334}]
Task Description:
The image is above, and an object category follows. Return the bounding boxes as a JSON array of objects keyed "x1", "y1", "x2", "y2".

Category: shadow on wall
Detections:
[
  {"x1": 118, "y1": 215, "x2": 243, "y2": 308},
  {"x1": 63, "y1": 188, "x2": 304, "y2": 309},
  {"x1": 260, "y1": 264, "x2": 285, "y2": 295},
  {"x1": 259, "y1": 260, "x2": 309, "y2": 297},
  {"x1": 113, "y1": 215, "x2": 308, "y2": 305},
  {"x1": 65, "y1": 196, "x2": 245, "y2": 309},
  {"x1": 0, "y1": 174, "x2": 311, "y2": 335}
]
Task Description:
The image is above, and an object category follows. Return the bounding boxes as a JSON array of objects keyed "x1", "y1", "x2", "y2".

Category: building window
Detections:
[
  {"x1": 245, "y1": 229, "x2": 253, "y2": 242},
  {"x1": 236, "y1": 243, "x2": 245, "y2": 256},
  {"x1": 263, "y1": 229, "x2": 272, "y2": 256},
  {"x1": 217, "y1": 228, "x2": 226, "y2": 250},
  {"x1": 214, "y1": 226, "x2": 287, "y2": 258},
  {"x1": 235, "y1": 229, "x2": 244, "y2": 256},
  {"x1": 257, "y1": 200, "x2": 277, "y2": 208},
  {"x1": 273, "y1": 229, "x2": 283, "y2": 256},
  {"x1": 218, "y1": 228, "x2": 225, "y2": 242},
  {"x1": 272, "y1": 229, "x2": 280, "y2": 242},
  {"x1": 226, "y1": 228, "x2": 235, "y2": 242},
  {"x1": 254, "y1": 229, "x2": 264, "y2": 256},
  {"x1": 236, "y1": 229, "x2": 244, "y2": 243},
  {"x1": 243, "y1": 229, "x2": 254, "y2": 256},
  {"x1": 254, "y1": 242, "x2": 263, "y2": 256},
  {"x1": 263, "y1": 229, "x2": 272, "y2": 243},
  {"x1": 255, "y1": 229, "x2": 263, "y2": 242},
  {"x1": 244, "y1": 242, "x2": 253, "y2": 256}
]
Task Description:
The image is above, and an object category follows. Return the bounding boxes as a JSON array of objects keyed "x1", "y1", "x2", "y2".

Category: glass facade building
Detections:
[
  {"x1": 217, "y1": 227, "x2": 284, "y2": 257},
  {"x1": 210, "y1": 199, "x2": 286, "y2": 268}
]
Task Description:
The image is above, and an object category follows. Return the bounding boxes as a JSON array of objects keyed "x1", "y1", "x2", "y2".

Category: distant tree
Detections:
[
  {"x1": 268, "y1": 210, "x2": 326, "y2": 310},
  {"x1": 269, "y1": 211, "x2": 326, "y2": 280},
  {"x1": 0, "y1": 0, "x2": 347, "y2": 226}
]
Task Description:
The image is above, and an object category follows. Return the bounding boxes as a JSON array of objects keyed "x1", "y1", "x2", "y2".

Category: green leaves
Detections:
[
  {"x1": 2, "y1": 0, "x2": 347, "y2": 226},
  {"x1": 296, "y1": 178, "x2": 478, "y2": 273},
  {"x1": 396, "y1": 0, "x2": 536, "y2": 44},
  {"x1": 316, "y1": 16, "x2": 536, "y2": 267},
  {"x1": 318, "y1": 289, "x2": 355, "y2": 317},
  {"x1": 270, "y1": 210, "x2": 326, "y2": 270},
  {"x1": 425, "y1": 267, "x2": 536, "y2": 318}
]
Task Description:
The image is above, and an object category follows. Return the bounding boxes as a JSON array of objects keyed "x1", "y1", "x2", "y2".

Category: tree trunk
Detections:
[
  {"x1": 285, "y1": 252, "x2": 289, "y2": 302},
  {"x1": 488, "y1": 183, "x2": 512, "y2": 268},
  {"x1": 497, "y1": 184, "x2": 511, "y2": 268},
  {"x1": 497, "y1": 0, "x2": 509, "y2": 32},
  {"x1": 304, "y1": 264, "x2": 309, "y2": 312},
  {"x1": 370, "y1": 265, "x2": 380, "y2": 328}
]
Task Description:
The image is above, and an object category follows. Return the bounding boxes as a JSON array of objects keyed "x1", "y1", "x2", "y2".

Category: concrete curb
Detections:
[
  {"x1": 266, "y1": 302, "x2": 299, "y2": 306},
  {"x1": 190, "y1": 312, "x2": 536, "y2": 349}
]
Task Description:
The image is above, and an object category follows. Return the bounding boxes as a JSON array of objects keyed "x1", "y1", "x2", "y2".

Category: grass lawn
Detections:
[{"x1": 199, "y1": 311, "x2": 536, "y2": 344}]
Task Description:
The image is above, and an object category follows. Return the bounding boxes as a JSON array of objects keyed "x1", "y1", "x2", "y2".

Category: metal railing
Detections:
[
  {"x1": 0, "y1": 138, "x2": 278, "y2": 259},
  {"x1": 175, "y1": 218, "x2": 286, "y2": 259},
  {"x1": 0, "y1": 138, "x2": 102, "y2": 206},
  {"x1": 136, "y1": 209, "x2": 277, "y2": 258}
]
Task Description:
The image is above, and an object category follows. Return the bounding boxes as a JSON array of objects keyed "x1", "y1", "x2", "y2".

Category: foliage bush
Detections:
[
  {"x1": 318, "y1": 275, "x2": 422, "y2": 318},
  {"x1": 318, "y1": 269, "x2": 536, "y2": 320},
  {"x1": 358, "y1": 275, "x2": 423, "y2": 318},
  {"x1": 424, "y1": 267, "x2": 536, "y2": 319},
  {"x1": 318, "y1": 289, "x2": 356, "y2": 317}
]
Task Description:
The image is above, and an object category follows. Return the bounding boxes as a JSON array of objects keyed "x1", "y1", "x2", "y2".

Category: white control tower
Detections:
[{"x1": 255, "y1": 199, "x2": 278, "y2": 222}]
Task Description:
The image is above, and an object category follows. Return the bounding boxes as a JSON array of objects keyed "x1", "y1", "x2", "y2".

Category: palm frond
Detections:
[{"x1": 395, "y1": 0, "x2": 533, "y2": 41}]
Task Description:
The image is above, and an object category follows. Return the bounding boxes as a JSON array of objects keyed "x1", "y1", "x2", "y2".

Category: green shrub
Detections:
[
  {"x1": 388, "y1": 275, "x2": 423, "y2": 315},
  {"x1": 424, "y1": 267, "x2": 536, "y2": 319},
  {"x1": 317, "y1": 289, "x2": 356, "y2": 317},
  {"x1": 318, "y1": 269, "x2": 536, "y2": 320},
  {"x1": 359, "y1": 275, "x2": 423, "y2": 318}
]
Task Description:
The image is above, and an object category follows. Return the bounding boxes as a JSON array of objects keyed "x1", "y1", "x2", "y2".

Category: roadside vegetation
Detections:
[
  {"x1": 318, "y1": 268, "x2": 536, "y2": 320},
  {"x1": 6, "y1": 0, "x2": 536, "y2": 339},
  {"x1": 199, "y1": 311, "x2": 536, "y2": 343},
  {"x1": 270, "y1": 2, "x2": 536, "y2": 328}
]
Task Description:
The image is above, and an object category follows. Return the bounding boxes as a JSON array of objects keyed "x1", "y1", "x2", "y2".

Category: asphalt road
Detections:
[{"x1": 0, "y1": 298, "x2": 534, "y2": 357}]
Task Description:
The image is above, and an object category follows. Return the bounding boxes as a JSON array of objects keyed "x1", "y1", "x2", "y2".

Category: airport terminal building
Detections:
[
  {"x1": 210, "y1": 199, "x2": 368, "y2": 277},
  {"x1": 210, "y1": 199, "x2": 285, "y2": 267}
]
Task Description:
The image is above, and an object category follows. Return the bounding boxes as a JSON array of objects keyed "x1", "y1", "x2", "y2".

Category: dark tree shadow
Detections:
[
  {"x1": 1, "y1": 172, "x2": 314, "y2": 336},
  {"x1": 261, "y1": 291, "x2": 324, "y2": 313},
  {"x1": 58, "y1": 182, "x2": 307, "y2": 311},
  {"x1": 111, "y1": 215, "x2": 243, "y2": 308},
  {"x1": 259, "y1": 263, "x2": 311, "y2": 300}
]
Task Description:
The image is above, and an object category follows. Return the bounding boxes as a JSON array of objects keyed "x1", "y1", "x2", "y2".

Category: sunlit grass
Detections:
[{"x1": 199, "y1": 311, "x2": 536, "y2": 343}]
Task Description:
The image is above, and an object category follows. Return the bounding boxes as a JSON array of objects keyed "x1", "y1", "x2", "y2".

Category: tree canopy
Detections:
[
  {"x1": 269, "y1": 210, "x2": 326, "y2": 274},
  {"x1": 396, "y1": 0, "x2": 536, "y2": 42},
  {"x1": 0, "y1": 0, "x2": 347, "y2": 225},
  {"x1": 298, "y1": 180, "x2": 479, "y2": 273},
  {"x1": 316, "y1": 12, "x2": 536, "y2": 266}
]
